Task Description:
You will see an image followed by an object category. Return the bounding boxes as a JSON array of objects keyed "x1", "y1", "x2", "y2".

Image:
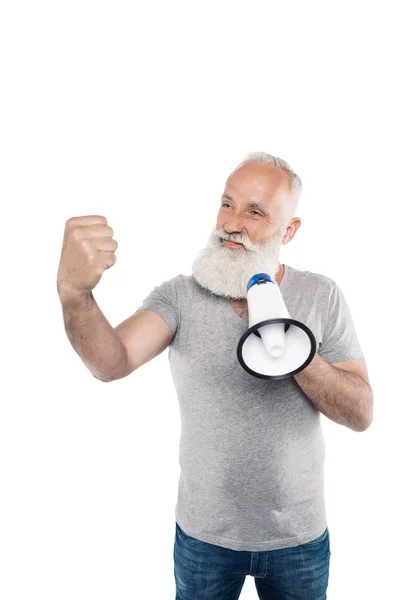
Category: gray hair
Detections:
[{"x1": 237, "y1": 151, "x2": 302, "y2": 222}]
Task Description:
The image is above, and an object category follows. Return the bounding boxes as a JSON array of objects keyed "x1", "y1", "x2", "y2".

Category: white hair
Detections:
[{"x1": 236, "y1": 151, "x2": 302, "y2": 223}]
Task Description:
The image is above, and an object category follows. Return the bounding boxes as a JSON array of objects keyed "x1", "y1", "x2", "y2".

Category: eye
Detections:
[
  {"x1": 221, "y1": 202, "x2": 231, "y2": 208},
  {"x1": 250, "y1": 210, "x2": 262, "y2": 216}
]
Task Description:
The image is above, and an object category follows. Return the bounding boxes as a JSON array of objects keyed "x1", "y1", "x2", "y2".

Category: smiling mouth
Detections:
[{"x1": 222, "y1": 239, "x2": 244, "y2": 247}]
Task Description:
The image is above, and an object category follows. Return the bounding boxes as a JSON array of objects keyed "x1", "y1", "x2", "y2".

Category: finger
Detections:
[
  {"x1": 94, "y1": 237, "x2": 118, "y2": 252},
  {"x1": 100, "y1": 252, "x2": 117, "y2": 269},
  {"x1": 75, "y1": 224, "x2": 114, "y2": 239},
  {"x1": 66, "y1": 215, "x2": 107, "y2": 228}
]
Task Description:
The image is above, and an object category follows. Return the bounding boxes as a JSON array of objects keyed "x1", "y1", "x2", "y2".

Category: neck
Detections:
[
  {"x1": 230, "y1": 263, "x2": 285, "y2": 315},
  {"x1": 274, "y1": 263, "x2": 285, "y2": 285}
]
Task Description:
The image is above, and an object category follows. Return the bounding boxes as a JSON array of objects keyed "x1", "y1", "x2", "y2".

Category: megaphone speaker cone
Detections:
[{"x1": 237, "y1": 318, "x2": 317, "y2": 380}]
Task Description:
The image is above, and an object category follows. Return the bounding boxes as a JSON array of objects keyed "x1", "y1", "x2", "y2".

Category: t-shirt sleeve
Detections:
[
  {"x1": 318, "y1": 281, "x2": 364, "y2": 363},
  {"x1": 134, "y1": 277, "x2": 180, "y2": 341}
]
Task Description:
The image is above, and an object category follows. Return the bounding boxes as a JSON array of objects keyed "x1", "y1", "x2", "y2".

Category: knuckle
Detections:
[
  {"x1": 66, "y1": 216, "x2": 82, "y2": 228},
  {"x1": 79, "y1": 239, "x2": 91, "y2": 252},
  {"x1": 71, "y1": 227, "x2": 81, "y2": 241}
]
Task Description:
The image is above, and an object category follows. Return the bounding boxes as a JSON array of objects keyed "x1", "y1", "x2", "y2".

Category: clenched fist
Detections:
[{"x1": 57, "y1": 215, "x2": 118, "y2": 298}]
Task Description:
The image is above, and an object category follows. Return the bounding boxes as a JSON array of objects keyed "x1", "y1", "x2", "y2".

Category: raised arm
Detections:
[{"x1": 57, "y1": 215, "x2": 173, "y2": 382}]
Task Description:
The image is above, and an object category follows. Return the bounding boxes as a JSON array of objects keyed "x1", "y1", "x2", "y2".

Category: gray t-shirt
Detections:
[{"x1": 135, "y1": 263, "x2": 364, "y2": 551}]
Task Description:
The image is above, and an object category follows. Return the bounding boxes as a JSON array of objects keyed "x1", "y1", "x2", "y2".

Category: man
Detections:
[{"x1": 57, "y1": 152, "x2": 373, "y2": 600}]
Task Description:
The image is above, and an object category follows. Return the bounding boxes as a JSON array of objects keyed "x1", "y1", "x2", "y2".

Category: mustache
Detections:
[
  {"x1": 216, "y1": 230, "x2": 250, "y2": 248},
  {"x1": 214, "y1": 224, "x2": 287, "y2": 252}
]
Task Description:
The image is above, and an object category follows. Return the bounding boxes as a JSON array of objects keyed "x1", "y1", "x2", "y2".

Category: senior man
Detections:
[{"x1": 57, "y1": 152, "x2": 373, "y2": 600}]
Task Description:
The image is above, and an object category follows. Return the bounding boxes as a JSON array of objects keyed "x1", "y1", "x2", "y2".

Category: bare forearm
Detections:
[
  {"x1": 58, "y1": 290, "x2": 128, "y2": 382},
  {"x1": 293, "y1": 353, "x2": 373, "y2": 432}
]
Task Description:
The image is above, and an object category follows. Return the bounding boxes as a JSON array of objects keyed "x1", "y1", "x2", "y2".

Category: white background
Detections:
[{"x1": 1, "y1": 1, "x2": 399, "y2": 598}]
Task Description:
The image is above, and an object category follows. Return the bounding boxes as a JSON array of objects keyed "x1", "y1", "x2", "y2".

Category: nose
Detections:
[{"x1": 223, "y1": 214, "x2": 244, "y2": 235}]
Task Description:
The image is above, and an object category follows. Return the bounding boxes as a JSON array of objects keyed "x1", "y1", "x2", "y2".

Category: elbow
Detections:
[
  {"x1": 353, "y1": 420, "x2": 371, "y2": 433},
  {"x1": 93, "y1": 369, "x2": 129, "y2": 383},
  {"x1": 361, "y1": 415, "x2": 373, "y2": 432},
  {"x1": 354, "y1": 390, "x2": 374, "y2": 432},
  {"x1": 91, "y1": 359, "x2": 130, "y2": 383},
  {"x1": 354, "y1": 410, "x2": 373, "y2": 432},
  {"x1": 93, "y1": 373, "x2": 114, "y2": 383}
]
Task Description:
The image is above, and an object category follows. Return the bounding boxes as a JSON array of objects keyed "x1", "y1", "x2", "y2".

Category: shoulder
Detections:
[
  {"x1": 167, "y1": 273, "x2": 195, "y2": 291},
  {"x1": 286, "y1": 264, "x2": 337, "y2": 298},
  {"x1": 151, "y1": 272, "x2": 196, "y2": 300}
]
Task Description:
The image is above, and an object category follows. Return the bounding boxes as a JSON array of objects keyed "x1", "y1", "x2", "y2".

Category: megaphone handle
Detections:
[{"x1": 253, "y1": 323, "x2": 290, "y2": 338}]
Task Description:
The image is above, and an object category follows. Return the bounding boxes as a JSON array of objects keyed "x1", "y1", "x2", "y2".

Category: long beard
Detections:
[{"x1": 191, "y1": 224, "x2": 287, "y2": 299}]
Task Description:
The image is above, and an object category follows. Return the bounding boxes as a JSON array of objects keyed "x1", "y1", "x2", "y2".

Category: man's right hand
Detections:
[{"x1": 57, "y1": 215, "x2": 118, "y2": 299}]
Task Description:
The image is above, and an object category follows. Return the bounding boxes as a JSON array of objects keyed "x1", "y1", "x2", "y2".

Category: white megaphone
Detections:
[{"x1": 237, "y1": 273, "x2": 316, "y2": 380}]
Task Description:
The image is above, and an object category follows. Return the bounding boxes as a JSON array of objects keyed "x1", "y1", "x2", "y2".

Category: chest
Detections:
[
  {"x1": 229, "y1": 299, "x2": 248, "y2": 320},
  {"x1": 170, "y1": 292, "x2": 324, "y2": 387}
]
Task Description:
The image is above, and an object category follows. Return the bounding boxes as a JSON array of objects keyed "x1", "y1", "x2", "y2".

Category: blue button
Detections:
[{"x1": 246, "y1": 273, "x2": 275, "y2": 292}]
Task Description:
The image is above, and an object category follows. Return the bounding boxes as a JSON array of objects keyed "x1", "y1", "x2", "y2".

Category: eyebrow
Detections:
[{"x1": 222, "y1": 193, "x2": 268, "y2": 215}]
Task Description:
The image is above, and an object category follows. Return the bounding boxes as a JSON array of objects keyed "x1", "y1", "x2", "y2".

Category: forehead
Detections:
[{"x1": 225, "y1": 162, "x2": 290, "y2": 206}]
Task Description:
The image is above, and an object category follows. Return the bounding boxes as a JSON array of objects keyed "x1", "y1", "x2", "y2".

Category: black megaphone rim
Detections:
[{"x1": 237, "y1": 317, "x2": 317, "y2": 380}]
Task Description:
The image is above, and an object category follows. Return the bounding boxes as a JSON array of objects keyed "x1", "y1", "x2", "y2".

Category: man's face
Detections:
[
  {"x1": 217, "y1": 161, "x2": 291, "y2": 246},
  {"x1": 191, "y1": 162, "x2": 296, "y2": 299}
]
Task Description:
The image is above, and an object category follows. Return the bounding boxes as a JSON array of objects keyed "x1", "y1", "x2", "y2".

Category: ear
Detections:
[{"x1": 282, "y1": 218, "x2": 301, "y2": 245}]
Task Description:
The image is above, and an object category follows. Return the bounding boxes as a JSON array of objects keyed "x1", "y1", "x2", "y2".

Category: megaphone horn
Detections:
[{"x1": 237, "y1": 273, "x2": 316, "y2": 380}]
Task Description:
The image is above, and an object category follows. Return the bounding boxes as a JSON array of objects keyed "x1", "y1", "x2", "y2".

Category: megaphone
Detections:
[{"x1": 237, "y1": 273, "x2": 316, "y2": 380}]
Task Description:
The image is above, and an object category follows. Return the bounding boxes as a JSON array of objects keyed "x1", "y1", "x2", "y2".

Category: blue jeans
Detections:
[{"x1": 174, "y1": 521, "x2": 330, "y2": 599}]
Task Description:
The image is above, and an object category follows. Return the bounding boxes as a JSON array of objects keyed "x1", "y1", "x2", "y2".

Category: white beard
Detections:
[{"x1": 191, "y1": 223, "x2": 288, "y2": 299}]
